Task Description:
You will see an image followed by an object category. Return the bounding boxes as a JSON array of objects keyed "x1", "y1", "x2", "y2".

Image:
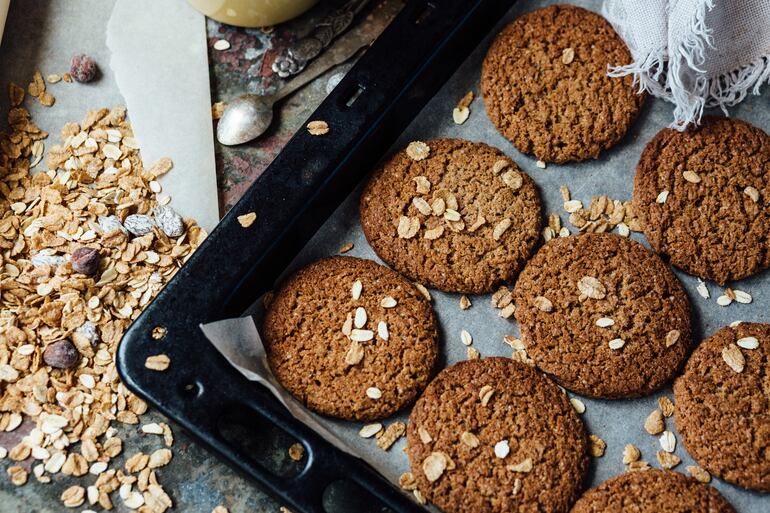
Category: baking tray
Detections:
[
  {"x1": 119, "y1": 0, "x2": 769, "y2": 512},
  {"x1": 117, "y1": 1, "x2": 514, "y2": 512}
]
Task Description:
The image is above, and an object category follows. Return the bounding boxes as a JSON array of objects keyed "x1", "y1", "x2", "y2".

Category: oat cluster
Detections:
[{"x1": 0, "y1": 77, "x2": 205, "y2": 510}]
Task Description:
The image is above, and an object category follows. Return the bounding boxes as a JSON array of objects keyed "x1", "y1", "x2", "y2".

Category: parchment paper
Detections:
[
  {"x1": 202, "y1": 1, "x2": 768, "y2": 510},
  {"x1": 106, "y1": 0, "x2": 220, "y2": 232}
]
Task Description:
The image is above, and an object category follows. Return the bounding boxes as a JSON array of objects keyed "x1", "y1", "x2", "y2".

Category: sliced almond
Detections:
[
  {"x1": 381, "y1": 296, "x2": 397, "y2": 308},
  {"x1": 608, "y1": 338, "x2": 625, "y2": 350},
  {"x1": 644, "y1": 409, "x2": 664, "y2": 435}
]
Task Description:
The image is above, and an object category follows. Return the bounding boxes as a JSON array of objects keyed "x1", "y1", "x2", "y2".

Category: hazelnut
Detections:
[
  {"x1": 71, "y1": 247, "x2": 100, "y2": 275},
  {"x1": 43, "y1": 340, "x2": 80, "y2": 369},
  {"x1": 70, "y1": 54, "x2": 98, "y2": 83}
]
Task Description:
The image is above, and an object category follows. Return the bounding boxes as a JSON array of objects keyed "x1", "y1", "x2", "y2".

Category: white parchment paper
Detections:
[
  {"x1": 106, "y1": 0, "x2": 220, "y2": 232},
  {"x1": 201, "y1": 1, "x2": 768, "y2": 510}
]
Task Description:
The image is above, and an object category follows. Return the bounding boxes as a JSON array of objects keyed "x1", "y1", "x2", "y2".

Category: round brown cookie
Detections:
[
  {"x1": 481, "y1": 5, "x2": 643, "y2": 163},
  {"x1": 406, "y1": 358, "x2": 588, "y2": 513},
  {"x1": 360, "y1": 138, "x2": 542, "y2": 294},
  {"x1": 262, "y1": 256, "x2": 439, "y2": 421},
  {"x1": 673, "y1": 322, "x2": 770, "y2": 492},
  {"x1": 633, "y1": 116, "x2": 770, "y2": 284},
  {"x1": 513, "y1": 233, "x2": 691, "y2": 398},
  {"x1": 570, "y1": 469, "x2": 737, "y2": 513}
]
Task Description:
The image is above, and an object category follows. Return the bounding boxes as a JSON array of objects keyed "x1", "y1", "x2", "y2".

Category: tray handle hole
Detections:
[
  {"x1": 216, "y1": 403, "x2": 305, "y2": 478},
  {"x1": 179, "y1": 380, "x2": 202, "y2": 399},
  {"x1": 413, "y1": 2, "x2": 436, "y2": 25},
  {"x1": 342, "y1": 84, "x2": 366, "y2": 109}
]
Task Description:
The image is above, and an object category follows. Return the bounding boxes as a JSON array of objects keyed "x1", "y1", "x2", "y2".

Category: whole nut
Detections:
[
  {"x1": 70, "y1": 247, "x2": 100, "y2": 275},
  {"x1": 153, "y1": 206, "x2": 185, "y2": 237},
  {"x1": 43, "y1": 340, "x2": 80, "y2": 369},
  {"x1": 70, "y1": 54, "x2": 98, "y2": 83},
  {"x1": 123, "y1": 214, "x2": 155, "y2": 236}
]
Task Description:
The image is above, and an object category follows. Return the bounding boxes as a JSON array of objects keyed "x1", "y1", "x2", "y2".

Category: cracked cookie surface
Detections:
[
  {"x1": 406, "y1": 358, "x2": 588, "y2": 513},
  {"x1": 481, "y1": 4, "x2": 643, "y2": 163},
  {"x1": 570, "y1": 469, "x2": 736, "y2": 513},
  {"x1": 360, "y1": 138, "x2": 542, "y2": 294},
  {"x1": 262, "y1": 256, "x2": 439, "y2": 421},
  {"x1": 513, "y1": 233, "x2": 691, "y2": 398},
  {"x1": 673, "y1": 322, "x2": 770, "y2": 492},
  {"x1": 633, "y1": 116, "x2": 770, "y2": 284}
]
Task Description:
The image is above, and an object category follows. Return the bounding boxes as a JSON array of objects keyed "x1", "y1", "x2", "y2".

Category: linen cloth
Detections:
[{"x1": 603, "y1": 0, "x2": 770, "y2": 129}]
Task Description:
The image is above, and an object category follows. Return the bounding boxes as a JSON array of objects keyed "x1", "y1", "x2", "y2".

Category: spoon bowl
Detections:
[{"x1": 217, "y1": 94, "x2": 275, "y2": 145}]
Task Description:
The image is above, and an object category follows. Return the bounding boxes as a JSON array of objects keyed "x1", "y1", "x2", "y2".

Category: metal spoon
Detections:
[{"x1": 217, "y1": 12, "x2": 372, "y2": 145}]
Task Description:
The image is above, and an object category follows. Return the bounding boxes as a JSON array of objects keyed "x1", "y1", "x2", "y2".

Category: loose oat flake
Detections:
[
  {"x1": 237, "y1": 211, "x2": 257, "y2": 228},
  {"x1": 722, "y1": 344, "x2": 745, "y2": 372},
  {"x1": 422, "y1": 452, "x2": 446, "y2": 482},
  {"x1": 622, "y1": 444, "x2": 640, "y2": 464},
  {"x1": 589, "y1": 435, "x2": 606, "y2": 457},
  {"x1": 736, "y1": 336, "x2": 759, "y2": 349},
  {"x1": 359, "y1": 423, "x2": 383, "y2": 438},
  {"x1": 306, "y1": 120, "x2": 329, "y2": 135}
]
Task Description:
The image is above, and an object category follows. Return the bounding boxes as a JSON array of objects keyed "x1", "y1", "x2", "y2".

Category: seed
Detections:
[
  {"x1": 422, "y1": 452, "x2": 446, "y2": 482},
  {"x1": 534, "y1": 296, "x2": 553, "y2": 312},
  {"x1": 452, "y1": 107, "x2": 470, "y2": 124},
  {"x1": 656, "y1": 190, "x2": 669, "y2": 203},
  {"x1": 418, "y1": 426, "x2": 432, "y2": 444},
  {"x1": 414, "y1": 282, "x2": 431, "y2": 301},
  {"x1": 288, "y1": 443, "x2": 305, "y2": 461},
  {"x1": 479, "y1": 385, "x2": 494, "y2": 406},
  {"x1": 423, "y1": 225, "x2": 444, "y2": 240},
  {"x1": 564, "y1": 199, "x2": 583, "y2": 213},
  {"x1": 306, "y1": 120, "x2": 329, "y2": 135},
  {"x1": 716, "y1": 294, "x2": 732, "y2": 306},
  {"x1": 366, "y1": 387, "x2": 382, "y2": 399},
  {"x1": 339, "y1": 242, "x2": 354, "y2": 253},
  {"x1": 736, "y1": 336, "x2": 759, "y2": 349},
  {"x1": 682, "y1": 171, "x2": 701, "y2": 183},
  {"x1": 570, "y1": 397, "x2": 586, "y2": 413},
  {"x1": 696, "y1": 279, "x2": 710, "y2": 299},
  {"x1": 644, "y1": 409, "x2": 664, "y2": 435},
  {"x1": 589, "y1": 435, "x2": 606, "y2": 457},
  {"x1": 501, "y1": 170, "x2": 523, "y2": 190},
  {"x1": 733, "y1": 289, "x2": 752, "y2": 304},
  {"x1": 406, "y1": 141, "x2": 430, "y2": 161},
  {"x1": 459, "y1": 295, "x2": 471, "y2": 310},
  {"x1": 397, "y1": 216, "x2": 420, "y2": 238},
  {"x1": 350, "y1": 329, "x2": 374, "y2": 342},
  {"x1": 659, "y1": 431, "x2": 676, "y2": 452},
  {"x1": 608, "y1": 338, "x2": 625, "y2": 350},
  {"x1": 43, "y1": 340, "x2": 80, "y2": 369},
  {"x1": 578, "y1": 276, "x2": 607, "y2": 299},
  {"x1": 145, "y1": 354, "x2": 170, "y2": 371},
  {"x1": 492, "y1": 159, "x2": 509, "y2": 174},
  {"x1": 237, "y1": 212, "x2": 257, "y2": 228},
  {"x1": 344, "y1": 342, "x2": 364, "y2": 366},
  {"x1": 494, "y1": 440, "x2": 510, "y2": 458},
  {"x1": 658, "y1": 396, "x2": 675, "y2": 417},
  {"x1": 665, "y1": 330, "x2": 680, "y2": 348},
  {"x1": 744, "y1": 186, "x2": 759, "y2": 202},
  {"x1": 380, "y1": 296, "x2": 397, "y2": 308},
  {"x1": 622, "y1": 444, "x2": 640, "y2": 464},
  {"x1": 359, "y1": 423, "x2": 383, "y2": 438},
  {"x1": 596, "y1": 317, "x2": 614, "y2": 328},
  {"x1": 351, "y1": 280, "x2": 362, "y2": 300},
  {"x1": 377, "y1": 321, "x2": 389, "y2": 341},
  {"x1": 460, "y1": 431, "x2": 479, "y2": 448},
  {"x1": 561, "y1": 47, "x2": 575, "y2": 64},
  {"x1": 686, "y1": 465, "x2": 711, "y2": 483},
  {"x1": 721, "y1": 344, "x2": 744, "y2": 372},
  {"x1": 412, "y1": 197, "x2": 432, "y2": 215},
  {"x1": 413, "y1": 176, "x2": 431, "y2": 194},
  {"x1": 213, "y1": 39, "x2": 231, "y2": 50},
  {"x1": 657, "y1": 450, "x2": 681, "y2": 469},
  {"x1": 354, "y1": 307, "x2": 367, "y2": 328},
  {"x1": 460, "y1": 330, "x2": 473, "y2": 346},
  {"x1": 507, "y1": 458, "x2": 533, "y2": 473},
  {"x1": 493, "y1": 218, "x2": 512, "y2": 240}
]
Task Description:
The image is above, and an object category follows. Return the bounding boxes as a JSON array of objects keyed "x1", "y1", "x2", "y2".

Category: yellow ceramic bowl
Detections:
[{"x1": 188, "y1": 0, "x2": 318, "y2": 28}]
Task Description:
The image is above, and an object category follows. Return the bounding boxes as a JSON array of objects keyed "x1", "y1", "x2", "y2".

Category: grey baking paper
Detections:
[{"x1": 201, "y1": 0, "x2": 768, "y2": 510}]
